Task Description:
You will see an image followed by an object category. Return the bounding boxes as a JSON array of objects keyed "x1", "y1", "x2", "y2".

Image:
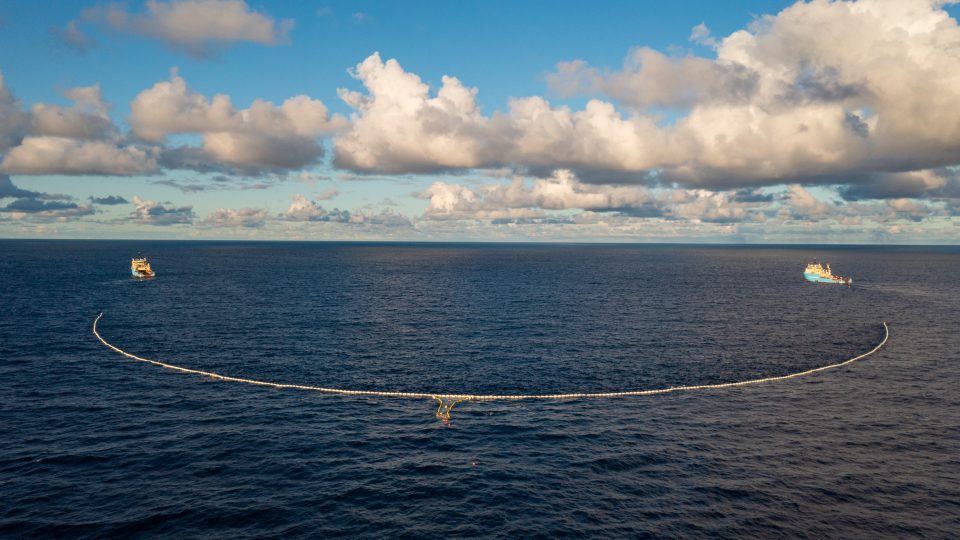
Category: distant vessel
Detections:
[
  {"x1": 804, "y1": 262, "x2": 850, "y2": 284},
  {"x1": 131, "y1": 257, "x2": 155, "y2": 278}
]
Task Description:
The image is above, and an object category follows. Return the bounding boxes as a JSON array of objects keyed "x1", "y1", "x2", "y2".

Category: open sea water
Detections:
[{"x1": 1, "y1": 241, "x2": 958, "y2": 538}]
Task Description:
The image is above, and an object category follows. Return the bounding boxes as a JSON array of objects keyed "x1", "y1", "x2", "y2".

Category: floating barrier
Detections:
[{"x1": 93, "y1": 313, "x2": 889, "y2": 421}]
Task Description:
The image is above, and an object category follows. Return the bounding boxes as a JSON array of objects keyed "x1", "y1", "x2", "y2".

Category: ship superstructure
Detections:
[
  {"x1": 803, "y1": 262, "x2": 850, "y2": 284},
  {"x1": 131, "y1": 257, "x2": 155, "y2": 278}
]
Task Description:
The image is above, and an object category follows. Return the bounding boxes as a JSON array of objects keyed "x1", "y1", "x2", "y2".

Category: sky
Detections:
[{"x1": 0, "y1": 0, "x2": 958, "y2": 243}]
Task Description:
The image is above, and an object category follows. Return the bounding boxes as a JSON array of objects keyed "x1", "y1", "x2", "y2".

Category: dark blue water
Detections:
[{"x1": 2, "y1": 241, "x2": 958, "y2": 538}]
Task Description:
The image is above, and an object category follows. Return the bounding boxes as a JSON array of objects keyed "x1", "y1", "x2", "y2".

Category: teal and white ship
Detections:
[{"x1": 804, "y1": 262, "x2": 851, "y2": 284}]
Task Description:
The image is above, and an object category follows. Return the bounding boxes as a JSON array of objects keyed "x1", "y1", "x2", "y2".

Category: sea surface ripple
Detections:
[{"x1": 1, "y1": 241, "x2": 958, "y2": 538}]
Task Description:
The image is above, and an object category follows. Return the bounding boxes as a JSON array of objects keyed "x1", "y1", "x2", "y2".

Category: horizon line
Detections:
[{"x1": 2, "y1": 237, "x2": 958, "y2": 247}]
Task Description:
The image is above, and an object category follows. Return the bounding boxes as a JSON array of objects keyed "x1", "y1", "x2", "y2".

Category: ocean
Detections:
[{"x1": 1, "y1": 241, "x2": 958, "y2": 537}]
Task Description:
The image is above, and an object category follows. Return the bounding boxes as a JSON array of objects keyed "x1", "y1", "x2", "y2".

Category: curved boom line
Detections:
[{"x1": 93, "y1": 313, "x2": 889, "y2": 401}]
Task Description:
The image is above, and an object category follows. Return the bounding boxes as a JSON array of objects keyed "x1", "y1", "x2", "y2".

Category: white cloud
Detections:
[
  {"x1": 418, "y1": 170, "x2": 774, "y2": 223},
  {"x1": 30, "y1": 84, "x2": 114, "y2": 140},
  {"x1": 1, "y1": 137, "x2": 157, "y2": 175},
  {"x1": 548, "y1": 0, "x2": 960, "y2": 187},
  {"x1": 283, "y1": 194, "x2": 351, "y2": 222},
  {"x1": 415, "y1": 172, "x2": 955, "y2": 243},
  {"x1": 419, "y1": 182, "x2": 545, "y2": 221},
  {"x1": 689, "y1": 23, "x2": 718, "y2": 48},
  {"x1": 130, "y1": 195, "x2": 194, "y2": 225},
  {"x1": 131, "y1": 70, "x2": 346, "y2": 172},
  {"x1": 82, "y1": 0, "x2": 293, "y2": 57},
  {"x1": 0, "y1": 76, "x2": 158, "y2": 176},
  {"x1": 334, "y1": 1, "x2": 960, "y2": 193},
  {"x1": 551, "y1": 48, "x2": 757, "y2": 110},
  {"x1": 886, "y1": 198, "x2": 933, "y2": 222},
  {"x1": 332, "y1": 51, "x2": 827, "y2": 183},
  {"x1": 333, "y1": 55, "x2": 667, "y2": 175},
  {"x1": 347, "y1": 207, "x2": 411, "y2": 226},
  {"x1": 203, "y1": 207, "x2": 268, "y2": 228},
  {"x1": 129, "y1": 71, "x2": 237, "y2": 141},
  {"x1": 334, "y1": 52, "x2": 494, "y2": 173},
  {"x1": 283, "y1": 194, "x2": 410, "y2": 226},
  {"x1": 420, "y1": 170, "x2": 656, "y2": 220},
  {"x1": 664, "y1": 189, "x2": 756, "y2": 223},
  {"x1": 785, "y1": 185, "x2": 834, "y2": 219}
]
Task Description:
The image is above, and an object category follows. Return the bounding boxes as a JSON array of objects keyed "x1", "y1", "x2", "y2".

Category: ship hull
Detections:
[
  {"x1": 804, "y1": 272, "x2": 848, "y2": 284},
  {"x1": 131, "y1": 269, "x2": 154, "y2": 278}
]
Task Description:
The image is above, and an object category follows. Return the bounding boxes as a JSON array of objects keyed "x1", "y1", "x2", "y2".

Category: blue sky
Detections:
[
  {"x1": 1, "y1": 2, "x2": 789, "y2": 106},
  {"x1": 0, "y1": 0, "x2": 958, "y2": 242}
]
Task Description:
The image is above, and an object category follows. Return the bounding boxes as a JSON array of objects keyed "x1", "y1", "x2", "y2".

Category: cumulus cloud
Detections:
[
  {"x1": 0, "y1": 0, "x2": 954, "y2": 240},
  {"x1": 331, "y1": 51, "x2": 815, "y2": 182},
  {"x1": 415, "y1": 170, "x2": 953, "y2": 240},
  {"x1": 334, "y1": 1, "x2": 960, "y2": 194},
  {"x1": 284, "y1": 194, "x2": 348, "y2": 222},
  {"x1": 334, "y1": 52, "x2": 670, "y2": 175},
  {"x1": 549, "y1": 48, "x2": 758, "y2": 110},
  {"x1": 333, "y1": 55, "x2": 670, "y2": 176},
  {"x1": 885, "y1": 198, "x2": 933, "y2": 222},
  {"x1": 1, "y1": 137, "x2": 157, "y2": 176},
  {"x1": 348, "y1": 207, "x2": 412, "y2": 227},
  {"x1": 544, "y1": 0, "x2": 960, "y2": 187},
  {"x1": 203, "y1": 207, "x2": 268, "y2": 228},
  {"x1": 131, "y1": 70, "x2": 345, "y2": 173},
  {"x1": 130, "y1": 195, "x2": 194, "y2": 225},
  {"x1": 0, "y1": 76, "x2": 158, "y2": 176},
  {"x1": 129, "y1": 72, "x2": 237, "y2": 141},
  {"x1": 81, "y1": 0, "x2": 293, "y2": 58},
  {"x1": 784, "y1": 185, "x2": 835, "y2": 220},
  {"x1": 283, "y1": 194, "x2": 410, "y2": 226},
  {"x1": 334, "y1": 53, "x2": 497, "y2": 173},
  {"x1": 420, "y1": 169, "x2": 658, "y2": 220},
  {"x1": 840, "y1": 169, "x2": 960, "y2": 200},
  {"x1": 775, "y1": 183, "x2": 953, "y2": 226},
  {"x1": 419, "y1": 182, "x2": 546, "y2": 221},
  {"x1": 29, "y1": 84, "x2": 115, "y2": 140},
  {"x1": 663, "y1": 189, "x2": 759, "y2": 223},
  {"x1": 417, "y1": 169, "x2": 779, "y2": 224}
]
